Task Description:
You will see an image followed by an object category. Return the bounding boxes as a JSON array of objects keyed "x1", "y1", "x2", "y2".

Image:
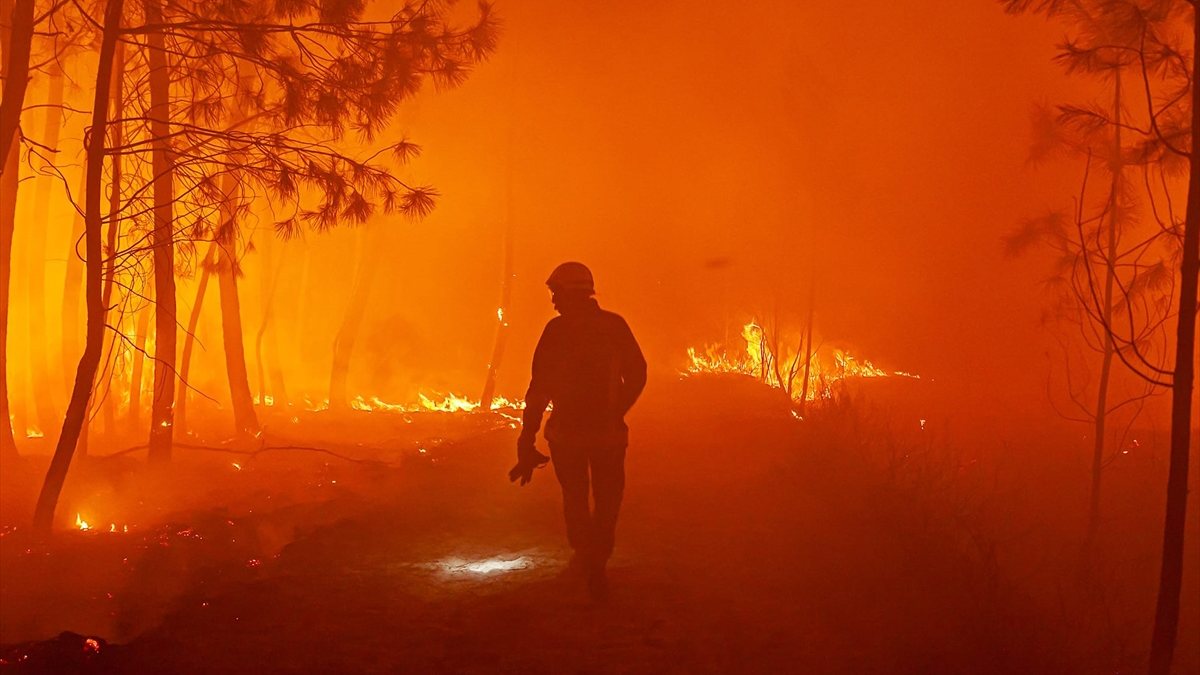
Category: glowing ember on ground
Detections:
[
  {"x1": 83, "y1": 639, "x2": 100, "y2": 655},
  {"x1": 437, "y1": 556, "x2": 533, "y2": 575},
  {"x1": 231, "y1": 462, "x2": 243, "y2": 471},
  {"x1": 75, "y1": 514, "x2": 90, "y2": 531}
]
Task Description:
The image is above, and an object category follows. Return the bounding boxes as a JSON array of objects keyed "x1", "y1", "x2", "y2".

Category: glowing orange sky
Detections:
[{"x1": 3, "y1": 0, "x2": 1122, "y2": 430}]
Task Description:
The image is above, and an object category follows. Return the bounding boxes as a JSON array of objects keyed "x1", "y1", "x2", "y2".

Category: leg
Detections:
[
  {"x1": 550, "y1": 441, "x2": 591, "y2": 556},
  {"x1": 588, "y1": 442, "x2": 626, "y2": 567}
]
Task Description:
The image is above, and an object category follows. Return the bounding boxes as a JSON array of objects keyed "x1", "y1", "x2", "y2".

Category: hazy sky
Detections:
[
  {"x1": 6, "y1": 0, "x2": 1136, "y2": 429},
  {"x1": 327, "y1": 0, "x2": 1090, "y2": 420}
]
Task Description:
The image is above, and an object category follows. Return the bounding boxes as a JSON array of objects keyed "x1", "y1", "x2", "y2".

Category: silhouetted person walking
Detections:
[{"x1": 510, "y1": 262, "x2": 647, "y2": 599}]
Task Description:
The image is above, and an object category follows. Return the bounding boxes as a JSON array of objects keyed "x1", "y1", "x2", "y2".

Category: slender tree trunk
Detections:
[
  {"x1": 254, "y1": 231, "x2": 288, "y2": 409},
  {"x1": 143, "y1": 0, "x2": 176, "y2": 463},
  {"x1": 329, "y1": 228, "x2": 380, "y2": 410},
  {"x1": 90, "y1": 42, "x2": 126, "y2": 451},
  {"x1": 216, "y1": 175, "x2": 258, "y2": 438},
  {"x1": 32, "y1": 0, "x2": 124, "y2": 533},
  {"x1": 176, "y1": 243, "x2": 214, "y2": 434},
  {"x1": 62, "y1": 170, "x2": 86, "y2": 392},
  {"x1": 1088, "y1": 71, "x2": 1123, "y2": 543},
  {"x1": 0, "y1": 0, "x2": 23, "y2": 458},
  {"x1": 0, "y1": 122, "x2": 15, "y2": 458},
  {"x1": 798, "y1": 283, "x2": 816, "y2": 410},
  {"x1": 294, "y1": 244, "x2": 310, "y2": 380},
  {"x1": 26, "y1": 65, "x2": 66, "y2": 434},
  {"x1": 0, "y1": 0, "x2": 34, "y2": 169},
  {"x1": 1148, "y1": 14, "x2": 1199, "y2": 675},
  {"x1": 479, "y1": 218, "x2": 513, "y2": 409},
  {"x1": 126, "y1": 296, "x2": 150, "y2": 428}
]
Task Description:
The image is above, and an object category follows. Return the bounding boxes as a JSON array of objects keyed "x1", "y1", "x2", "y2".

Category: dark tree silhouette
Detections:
[
  {"x1": 479, "y1": 215, "x2": 513, "y2": 409},
  {"x1": 0, "y1": 0, "x2": 34, "y2": 166},
  {"x1": 32, "y1": 0, "x2": 125, "y2": 533},
  {"x1": 1004, "y1": 19, "x2": 1173, "y2": 541},
  {"x1": 143, "y1": 0, "x2": 178, "y2": 462},
  {"x1": 1002, "y1": 2, "x2": 1196, "y2": 672},
  {"x1": 0, "y1": 0, "x2": 37, "y2": 459},
  {"x1": 31, "y1": 0, "x2": 498, "y2": 526},
  {"x1": 25, "y1": 64, "x2": 68, "y2": 434}
]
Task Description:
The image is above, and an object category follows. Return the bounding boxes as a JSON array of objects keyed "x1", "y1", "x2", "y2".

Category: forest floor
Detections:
[{"x1": 1, "y1": 377, "x2": 1197, "y2": 674}]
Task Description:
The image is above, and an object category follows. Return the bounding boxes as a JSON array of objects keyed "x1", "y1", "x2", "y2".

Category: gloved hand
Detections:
[{"x1": 509, "y1": 435, "x2": 550, "y2": 486}]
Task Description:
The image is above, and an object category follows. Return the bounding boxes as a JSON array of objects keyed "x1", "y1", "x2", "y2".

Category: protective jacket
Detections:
[{"x1": 520, "y1": 298, "x2": 647, "y2": 444}]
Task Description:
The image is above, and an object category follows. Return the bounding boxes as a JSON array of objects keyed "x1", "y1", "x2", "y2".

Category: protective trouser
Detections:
[{"x1": 549, "y1": 439, "x2": 626, "y2": 568}]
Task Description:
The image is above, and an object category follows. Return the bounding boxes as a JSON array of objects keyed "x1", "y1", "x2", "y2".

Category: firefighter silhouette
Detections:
[{"x1": 511, "y1": 262, "x2": 647, "y2": 599}]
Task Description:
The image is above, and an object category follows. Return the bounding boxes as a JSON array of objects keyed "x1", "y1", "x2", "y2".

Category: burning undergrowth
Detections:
[{"x1": 683, "y1": 321, "x2": 922, "y2": 407}]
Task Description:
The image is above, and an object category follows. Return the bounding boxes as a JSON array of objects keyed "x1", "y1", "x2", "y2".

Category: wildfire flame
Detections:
[
  {"x1": 333, "y1": 392, "x2": 525, "y2": 414},
  {"x1": 75, "y1": 513, "x2": 128, "y2": 533},
  {"x1": 685, "y1": 321, "x2": 918, "y2": 403}
]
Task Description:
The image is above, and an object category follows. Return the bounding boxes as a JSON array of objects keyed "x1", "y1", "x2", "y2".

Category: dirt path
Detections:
[{"x1": 101, "y1": 410, "x2": 860, "y2": 675}]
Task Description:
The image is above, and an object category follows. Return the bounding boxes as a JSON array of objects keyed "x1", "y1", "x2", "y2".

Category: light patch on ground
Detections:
[{"x1": 435, "y1": 555, "x2": 533, "y2": 575}]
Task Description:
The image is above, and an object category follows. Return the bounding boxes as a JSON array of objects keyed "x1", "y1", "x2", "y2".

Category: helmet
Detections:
[{"x1": 546, "y1": 262, "x2": 595, "y2": 295}]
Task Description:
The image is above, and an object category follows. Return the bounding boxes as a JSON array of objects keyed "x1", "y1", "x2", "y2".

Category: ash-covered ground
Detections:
[{"x1": 1, "y1": 377, "x2": 1196, "y2": 674}]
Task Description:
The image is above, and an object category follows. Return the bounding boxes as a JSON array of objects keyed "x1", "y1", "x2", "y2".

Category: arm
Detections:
[
  {"x1": 519, "y1": 322, "x2": 555, "y2": 447},
  {"x1": 616, "y1": 318, "x2": 647, "y2": 416}
]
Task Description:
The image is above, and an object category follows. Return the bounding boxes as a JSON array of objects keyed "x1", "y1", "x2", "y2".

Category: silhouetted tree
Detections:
[
  {"x1": 1002, "y1": 2, "x2": 1196, "y2": 672},
  {"x1": 479, "y1": 216, "x2": 513, "y2": 409},
  {"x1": 25, "y1": 64, "x2": 68, "y2": 433},
  {"x1": 1004, "y1": 10, "x2": 1171, "y2": 542},
  {"x1": 175, "y1": 243, "x2": 213, "y2": 433},
  {"x1": 143, "y1": 0, "x2": 498, "y2": 417},
  {"x1": 0, "y1": 0, "x2": 34, "y2": 166},
  {"x1": 0, "y1": 0, "x2": 36, "y2": 458},
  {"x1": 142, "y1": 0, "x2": 178, "y2": 462},
  {"x1": 254, "y1": 229, "x2": 288, "y2": 411},
  {"x1": 33, "y1": 0, "x2": 125, "y2": 533},
  {"x1": 30, "y1": 0, "x2": 497, "y2": 527}
]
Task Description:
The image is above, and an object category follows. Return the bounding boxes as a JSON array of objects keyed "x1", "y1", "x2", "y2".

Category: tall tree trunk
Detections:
[
  {"x1": 62, "y1": 171, "x2": 86, "y2": 392},
  {"x1": 0, "y1": 0, "x2": 24, "y2": 458},
  {"x1": 294, "y1": 244, "x2": 310, "y2": 376},
  {"x1": 329, "y1": 228, "x2": 380, "y2": 410},
  {"x1": 216, "y1": 176, "x2": 258, "y2": 438},
  {"x1": 479, "y1": 218, "x2": 513, "y2": 409},
  {"x1": 1148, "y1": 14, "x2": 1199, "y2": 675},
  {"x1": 126, "y1": 296, "x2": 151, "y2": 428},
  {"x1": 1088, "y1": 71, "x2": 1123, "y2": 543},
  {"x1": 26, "y1": 64, "x2": 66, "y2": 434},
  {"x1": 0, "y1": 116, "x2": 15, "y2": 458},
  {"x1": 86, "y1": 42, "x2": 126, "y2": 455},
  {"x1": 32, "y1": 0, "x2": 124, "y2": 533},
  {"x1": 254, "y1": 231, "x2": 288, "y2": 409},
  {"x1": 143, "y1": 0, "x2": 176, "y2": 463},
  {"x1": 0, "y1": 0, "x2": 34, "y2": 168},
  {"x1": 176, "y1": 243, "x2": 215, "y2": 434}
]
